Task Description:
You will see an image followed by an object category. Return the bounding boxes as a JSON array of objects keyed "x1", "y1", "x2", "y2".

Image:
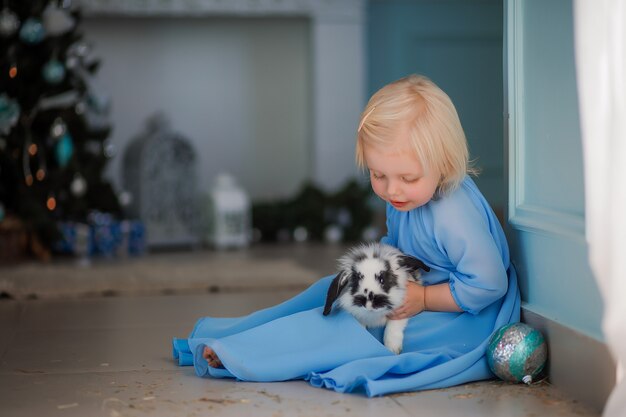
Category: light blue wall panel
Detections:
[
  {"x1": 368, "y1": 0, "x2": 505, "y2": 213},
  {"x1": 507, "y1": 0, "x2": 603, "y2": 340},
  {"x1": 521, "y1": 1, "x2": 585, "y2": 216},
  {"x1": 510, "y1": 231, "x2": 601, "y2": 338}
]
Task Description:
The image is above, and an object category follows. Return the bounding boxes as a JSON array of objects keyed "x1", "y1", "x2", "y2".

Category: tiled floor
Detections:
[
  {"x1": 0, "y1": 245, "x2": 602, "y2": 416},
  {"x1": 0, "y1": 244, "x2": 346, "y2": 299},
  {"x1": 0, "y1": 289, "x2": 600, "y2": 417}
]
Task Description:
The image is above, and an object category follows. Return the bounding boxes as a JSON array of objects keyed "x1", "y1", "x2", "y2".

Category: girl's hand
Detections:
[{"x1": 388, "y1": 281, "x2": 425, "y2": 320}]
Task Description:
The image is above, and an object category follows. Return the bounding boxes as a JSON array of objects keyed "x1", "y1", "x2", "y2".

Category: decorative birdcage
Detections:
[{"x1": 123, "y1": 113, "x2": 200, "y2": 248}]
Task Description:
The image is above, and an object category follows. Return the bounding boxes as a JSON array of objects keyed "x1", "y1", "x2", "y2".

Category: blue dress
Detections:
[{"x1": 172, "y1": 177, "x2": 520, "y2": 396}]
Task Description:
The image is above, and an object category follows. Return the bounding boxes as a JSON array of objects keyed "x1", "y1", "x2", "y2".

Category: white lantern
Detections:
[{"x1": 205, "y1": 174, "x2": 251, "y2": 249}]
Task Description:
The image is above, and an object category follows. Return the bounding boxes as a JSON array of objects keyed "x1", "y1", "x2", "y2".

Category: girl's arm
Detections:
[
  {"x1": 388, "y1": 281, "x2": 461, "y2": 320},
  {"x1": 424, "y1": 282, "x2": 463, "y2": 312}
]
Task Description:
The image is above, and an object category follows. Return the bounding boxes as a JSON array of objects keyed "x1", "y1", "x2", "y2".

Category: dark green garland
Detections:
[{"x1": 252, "y1": 179, "x2": 378, "y2": 243}]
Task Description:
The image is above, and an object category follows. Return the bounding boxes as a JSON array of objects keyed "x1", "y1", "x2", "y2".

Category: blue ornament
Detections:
[
  {"x1": 487, "y1": 322, "x2": 548, "y2": 384},
  {"x1": 19, "y1": 18, "x2": 45, "y2": 44},
  {"x1": 0, "y1": 93, "x2": 20, "y2": 135},
  {"x1": 42, "y1": 59, "x2": 65, "y2": 84},
  {"x1": 0, "y1": 202, "x2": 5, "y2": 222},
  {"x1": 55, "y1": 132, "x2": 74, "y2": 168}
]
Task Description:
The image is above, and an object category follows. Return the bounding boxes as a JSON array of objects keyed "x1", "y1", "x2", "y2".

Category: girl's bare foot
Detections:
[{"x1": 202, "y1": 346, "x2": 223, "y2": 368}]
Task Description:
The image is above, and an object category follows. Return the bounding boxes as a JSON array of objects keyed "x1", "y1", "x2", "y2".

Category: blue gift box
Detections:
[
  {"x1": 119, "y1": 220, "x2": 146, "y2": 256},
  {"x1": 54, "y1": 221, "x2": 91, "y2": 256},
  {"x1": 127, "y1": 220, "x2": 146, "y2": 256},
  {"x1": 88, "y1": 213, "x2": 120, "y2": 257},
  {"x1": 55, "y1": 222, "x2": 77, "y2": 254},
  {"x1": 55, "y1": 216, "x2": 146, "y2": 258}
]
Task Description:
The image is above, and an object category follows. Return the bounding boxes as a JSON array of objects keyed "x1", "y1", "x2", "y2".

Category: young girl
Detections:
[{"x1": 173, "y1": 75, "x2": 520, "y2": 396}]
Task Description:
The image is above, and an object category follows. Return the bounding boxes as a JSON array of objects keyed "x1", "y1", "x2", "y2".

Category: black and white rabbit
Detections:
[{"x1": 323, "y1": 242, "x2": 430, "y2": 354}]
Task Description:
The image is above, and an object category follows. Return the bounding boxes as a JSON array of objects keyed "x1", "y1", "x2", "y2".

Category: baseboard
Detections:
[{"x1": 522, "y1": 307, "x2": 616, "y2": 413}]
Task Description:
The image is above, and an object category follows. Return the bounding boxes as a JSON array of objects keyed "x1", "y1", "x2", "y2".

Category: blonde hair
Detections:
[{"x1": 356, "y1": 74, "x2": 475, "y2": 196}]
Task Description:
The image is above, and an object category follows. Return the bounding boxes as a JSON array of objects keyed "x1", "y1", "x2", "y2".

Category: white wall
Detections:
[
  {"x1": 84, "y1": 17, "x2": 312, "y2": 201},
  {"x1": 310, "y1": 20, "x2": 367, "y2": 190}
]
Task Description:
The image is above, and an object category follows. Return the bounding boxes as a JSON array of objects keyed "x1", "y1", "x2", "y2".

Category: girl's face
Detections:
[{"x1": 363, "y1": 137, "x2": 440, "y2": 212}]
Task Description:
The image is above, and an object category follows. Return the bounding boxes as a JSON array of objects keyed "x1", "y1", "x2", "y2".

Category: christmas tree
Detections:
[{"x1": 0, "y1": 0, "x2": 121, "y2": 260}]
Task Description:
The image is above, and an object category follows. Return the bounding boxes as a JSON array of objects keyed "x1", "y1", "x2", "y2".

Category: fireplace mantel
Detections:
[{"x1": 80, "y1": 0, "x2": 364, "y2": 21}]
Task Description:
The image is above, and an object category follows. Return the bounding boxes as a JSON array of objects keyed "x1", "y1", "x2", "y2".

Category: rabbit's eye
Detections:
[{"x1": 377, "y1": 275, "x2": 384, "y2": 284}]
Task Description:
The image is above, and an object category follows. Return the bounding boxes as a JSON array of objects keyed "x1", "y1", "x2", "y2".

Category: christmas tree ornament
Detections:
[
  {"x1": 46, "y1": 194, "x2": 57, "y2": 211},
  {"x1": 65, "y1": 54, "x2": 78, "y2": 71},
  {"x1": 42, "y1": 1, "x2": 76, "y2": 36},
  {"x1": 66, "y1": 43, "x2": 93, "y2": 80},
  {"x1": 55, "y1": 131, "x2": 74, "y2": 168},
  {"x1": 103, "y1": 141, "x2": 116, "y2": 158},
  {"x1": 487, "y1": 322, "x2": 547, "y2": 384},
  {"x1": 42, "y1": 59, "x2": 66, "y2": 85},
  {"x1": 67, "y1": 40, "x2": 91, "y2": 59},
  {"x1": 70, "y1": 173, "x2": 87, "y2": 197},
  {"x1": 66, "y1": 41, "x2": 96, "y2": 73},
  {"x1": 19, "y1": 18, "x2": 46, "y2": 44},
  {"x1": 9, "y1": 63, "x2": 17, "y2": 79},
  {"x1": 50, "y1": 117, "x2": 67, "y2": 138},
  {"x1": 0, "y1": 93, "x2": 20, "y2": 135},
  {"x1": 118, "y1": 191, "x2": 132, "y2": 207},
  {"x1": 0, "y1": 7, "x2": 19, "y2": 37},
  {"x1": 0, "y1": 202, "x2": 5, "y2": 222}
]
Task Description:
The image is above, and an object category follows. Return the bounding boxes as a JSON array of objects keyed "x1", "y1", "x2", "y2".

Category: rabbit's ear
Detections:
[
  {"x1": 323, "y1": 271, "x2": 349, "y2": 316},
  {"x1": 398, "y1": 255, "x2": 431, "y2": 274}
]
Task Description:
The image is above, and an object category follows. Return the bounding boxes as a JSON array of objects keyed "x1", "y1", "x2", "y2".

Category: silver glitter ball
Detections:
[{"x1": 487, "y1": 322, "x2": 547, "y2": 384}]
